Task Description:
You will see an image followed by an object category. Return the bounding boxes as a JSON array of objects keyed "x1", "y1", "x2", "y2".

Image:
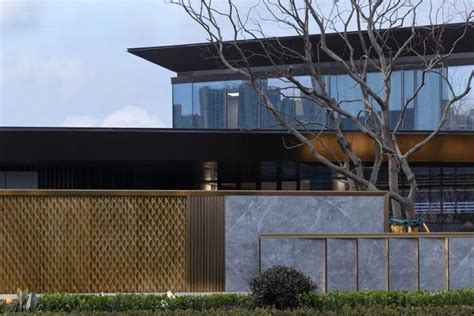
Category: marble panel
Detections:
[
  {"x1": 225, "y1": 241, "x2": 259, "y2": 292},
  {"x1": 327, "y1": 239, "x2": 357, "y2": 291},
  {"x1": 389, "y1": 239, "x2": 418, "y2": 291},
  {"x1": 358, "y1": 239, "x2": 386, "y2": 290},
  {"x1": 419, "y1": 238, "x2": 446, "y2": 290},
  {"x1": 294, "y1": 239, "x2": 326, "y2": 293},
  {"x1": 449, "y1": 238, "x2": 474, "y2": 289},
  {"x1": 260, "y1": 238, "x2": 326, "y2": 292},
  {"x1": 225, "y1": 195, "x2": 386, "y2": 291},
  {"x1": 261, "y1": 238, "x2": 294, "y2": 270}
]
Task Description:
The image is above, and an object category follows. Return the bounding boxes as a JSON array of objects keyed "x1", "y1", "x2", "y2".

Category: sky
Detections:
[
  {"x1": 0, "y1": 0, "x2": 211, "y2": 128},
  {"x1": 0, "y1": 0, "x2": 469, "y2": 128}
]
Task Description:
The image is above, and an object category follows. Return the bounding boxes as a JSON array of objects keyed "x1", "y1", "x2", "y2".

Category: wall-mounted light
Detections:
[{"x1": 227, "y1": 92, "x2": 239, "y2": 97}]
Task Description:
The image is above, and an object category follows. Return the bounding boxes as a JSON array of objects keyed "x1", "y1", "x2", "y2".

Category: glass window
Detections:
[
  {"x1": 293, "y1": 76, "x2": 327, "y2": 130},
  {"x1": 193, "y1": 81, "x2": 227, "y2": 128},
  {"x1": 415, "y1": 69, "x2": 442, "y2": 130},
  {"x1": 173, "y1": 65, "x2": 473, "y2": 131},
  {"x1": 261, "y1": 161, "x2": 277, "y2": 180},
  {"x1": 281, "y1": 161, "x2": 298, "y2": 180},
  {"x1": 261, "y1": 78, "x2": 295, "y2": 129},
  {"x1": 172, "y1": 83, "x2": 193, "y2": 128},
  {"x1": 226, "y1": 80, "x2": 260, "y2": 129},
  {"x1": 329, "y1": 74, "x2": 364, "y2": 130},
  {"x1": 389, "y1": 71, "x2": 403, "y2": 128},
  {"x1": 401, "y1": 70, "x2": 416, "y2": 130},
  {"x1": 444, "y1": 65, "x2": 474, "y2": 130},
  {"x1": 300, "y1": 163, "x2": 333, "y2": 190}
]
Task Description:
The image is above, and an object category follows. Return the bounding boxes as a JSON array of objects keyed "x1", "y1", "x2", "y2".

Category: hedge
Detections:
[
  {"x1": 299, "y1": 289, "x2": 474, "y2": 310},
  {"x1": 3, "y1": 306, "x2": 474, "y2": 315},
  {"x1": 2, "y1": 289, "x2": 473, "y2": 313},
  {"x1": 32, "y1": 293, "x2": 251, "y2": 312}
]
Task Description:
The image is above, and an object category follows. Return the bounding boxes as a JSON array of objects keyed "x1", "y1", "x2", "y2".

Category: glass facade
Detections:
[{"x1": 173, "y1": 65, "x2": 474, "y2": 130}]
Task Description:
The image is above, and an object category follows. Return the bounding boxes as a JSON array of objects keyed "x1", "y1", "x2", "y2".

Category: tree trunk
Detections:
[{"x1": 388, "y1": 155, "x2": 403, "y2": 219}]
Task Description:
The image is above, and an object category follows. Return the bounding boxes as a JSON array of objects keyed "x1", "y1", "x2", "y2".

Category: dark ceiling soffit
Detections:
[
  {"x1": 1, "y1": 128, "x2": 474, "y2": 165},
  {"x1": 127, "y1": 23, "x2": 474, "y2": 73}
]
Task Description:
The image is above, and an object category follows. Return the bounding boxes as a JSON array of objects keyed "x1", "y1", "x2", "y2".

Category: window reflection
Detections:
[
  {"x1": 293, "y1": 76, "x2": 327, "y2": 130},
  {"x1": 193, "y1": 81, "x2": 226, "y2": 128},
  {"x1": 330, "y1": 74, "x2": 364, "y2": 130},
  {"x1": 172, "y1": 65, "x2": 473, "y2": 131},
  {"x1": 445, "y1": 65, "x2": 474, "y2": 130},
  {"x1": 172, "y1": 83, "x2": 193, "y2": 128}
]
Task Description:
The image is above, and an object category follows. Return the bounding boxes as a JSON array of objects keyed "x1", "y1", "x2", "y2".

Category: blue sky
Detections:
[{"x1": 0, "y1": 0, "x2": 211, "y2": 127}]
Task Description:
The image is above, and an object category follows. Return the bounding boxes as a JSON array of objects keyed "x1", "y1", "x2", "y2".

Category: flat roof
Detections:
[
  {"x1": 1, "y1": 127, "x2": 474, "y2": 164},
  {"x1": 128, "y1": 23, "x2": 474, "y2": 73}
]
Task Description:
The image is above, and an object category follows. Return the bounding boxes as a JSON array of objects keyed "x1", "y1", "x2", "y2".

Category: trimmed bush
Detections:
[
  {"x1": 4, "y1": 305, "x2": 474, "y2": 315},
  {"x1": 35, "y1": 293, "x2": 252, "y2": 313},
  {"x1": 299, "y1": 289, "x2": 474, "y2": 310},
  {"x1": 249, "y1": 265, "x2": 316, "y2": 309}
]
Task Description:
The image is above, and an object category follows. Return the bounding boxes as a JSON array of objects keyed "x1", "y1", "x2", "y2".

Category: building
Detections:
[{"x1": 1, "y1": 23, "x2": 473, "y2": 230}]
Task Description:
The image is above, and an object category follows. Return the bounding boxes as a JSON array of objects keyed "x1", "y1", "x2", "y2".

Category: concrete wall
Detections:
[
  {"x1": 225, "y1": 194, "x2": 387, "y2": 291},
  {"x1": 260, "y1": 236, "x2": 474, "y2": 292}
]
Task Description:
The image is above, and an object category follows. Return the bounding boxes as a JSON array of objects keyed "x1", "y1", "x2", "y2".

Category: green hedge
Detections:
[
  {"x1": 36, "y1": 294, "x2": 252, "y2": 313},
  {"x1": 299, "y1": 289, "x2": 474, "y2": 310},
  {"x1": 3, "y1": 306, "x2": 474, "y2": 315},
  {"x1": 2, "y1": 289, "x2": 473, "y2": 314}
]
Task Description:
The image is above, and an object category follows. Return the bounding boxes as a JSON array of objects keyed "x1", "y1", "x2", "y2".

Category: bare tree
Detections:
[{"x1": 170, "y1": 0, "x2": 473, "y2": 223}]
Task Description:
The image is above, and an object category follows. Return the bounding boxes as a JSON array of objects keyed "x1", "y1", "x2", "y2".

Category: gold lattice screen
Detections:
[{"x1": 0, "y1": 193, "x2": 187, "y2": 293}]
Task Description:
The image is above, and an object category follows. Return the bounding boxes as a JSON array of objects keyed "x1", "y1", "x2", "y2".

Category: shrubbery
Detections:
[
  {"x1": 2, "y1": 283, "x2": 474, "y2": 314},
  {"x1": 3, "y1": 305, "x2": 474, "y2": 315},
  {"x1": 32, "y1": 288, "x2": 474, "y2": 313},
  {"x1": 299, "y1": 289, "x2": 474, "y2": 310},
  {"x1": 35, "y1": 293, "x2": 251, "y2": 312},
  {"x1": 249, "y1": 265, "x2": 316, "y2": 309}
]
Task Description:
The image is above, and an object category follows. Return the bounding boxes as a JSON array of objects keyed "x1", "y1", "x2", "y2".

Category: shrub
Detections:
[
  {"x1": 298, "y1": 289, "x2": 474, "y2": 311},
  {"x1": 4, "y1": 289, "x2": 470, "y2": 313},
  {"x1": 249, "y1": 265, "x2": 316, "y2": 309},
  {"x1": 36, "y1": 293, "x2": 252, "y2": 312}
]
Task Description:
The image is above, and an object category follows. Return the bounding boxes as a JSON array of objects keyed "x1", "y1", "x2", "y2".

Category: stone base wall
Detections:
[
  {"x1": 225, "y1": 194, "x2": 388, "y2": 291},
  {"x1": 260, "y1": 235, "x2": 474, "y2": 292}
]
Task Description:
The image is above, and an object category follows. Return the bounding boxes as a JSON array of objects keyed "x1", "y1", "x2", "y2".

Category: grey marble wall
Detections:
[
  {"x1": 225, "y1": 195, "x2": 386, "y2": 291},
  {"x1": 327, "y1": 239, "x2": 357, "y2": 291},
  {"x1": 419, "y1": 238, "x2": 446, "y2": 290},
  {"x1": 261, "y1": 238, "x2": 326, "y2": 292},
  {"x1": 389, "y1": 239, "x2": 418, "y2": 291},
  {"x1": 449, "y1": 238, "x2": 474, "y2": 289},
  {"x1": 257, "y1": 236, "x2": 473, "y2": 292},
  {"x1": 358, "y1": 239, "x2": 386, "y2": 290}
]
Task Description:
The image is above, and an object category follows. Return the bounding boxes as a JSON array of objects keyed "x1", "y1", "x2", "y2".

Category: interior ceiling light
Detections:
[{"x1": 227, "y1": 92, "x2": 239, "y2": 97}]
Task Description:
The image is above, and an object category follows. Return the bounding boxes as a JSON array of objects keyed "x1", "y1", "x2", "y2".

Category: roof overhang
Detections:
[
  {"x1": 1, "y1": 128, "x2": 474, "y2": 164},
  {"x1": 128, "y1": 23, "x2": 474, "y2": 73}
]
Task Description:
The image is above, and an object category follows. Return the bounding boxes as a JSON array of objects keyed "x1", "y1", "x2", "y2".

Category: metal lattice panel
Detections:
[{"x1": 0, "y1": 195, "x2": 187, "y2": 293}]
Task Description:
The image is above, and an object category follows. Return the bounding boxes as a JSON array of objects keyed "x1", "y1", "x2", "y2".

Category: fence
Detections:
[
  {"x1": 0, "y1": 190, "x2": 385, "y2": 293},
  {"x1": 258, "y1": 233, "x2": 474, "y2": 292},
  {"x1": 1, "y1": 190, "x2": 231, "y2": 293}
]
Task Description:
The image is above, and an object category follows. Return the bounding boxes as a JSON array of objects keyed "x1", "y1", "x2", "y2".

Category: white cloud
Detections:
[
  {"x1": 60, "y1": 106, "x2": 165, "y2": 128},
  {"x1": 101, "y1": 106, "x2": 165, "y2": 127},
  {"x1": 60, "y1": 115, "x2": 98, "y2": 127}
]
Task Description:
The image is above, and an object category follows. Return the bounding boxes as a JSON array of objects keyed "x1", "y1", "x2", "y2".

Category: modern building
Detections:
[{"x1": 1, "y1": 23, "x2": 473, "y2": 230}]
